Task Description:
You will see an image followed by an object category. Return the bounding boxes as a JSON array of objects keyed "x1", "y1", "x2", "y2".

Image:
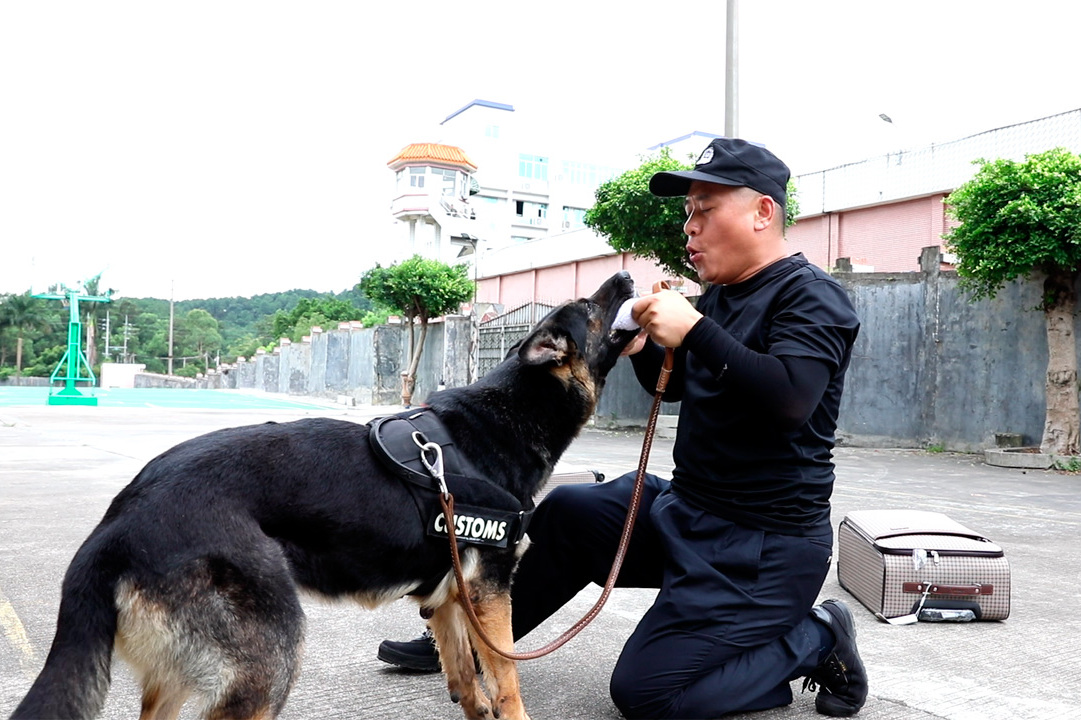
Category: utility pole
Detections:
[
  {"x1": 168, "y1": 282, "x2": 175, "y2": 376},
  {"x1": 103, "y1": 310, "x2": 111, "y2": 363},
  {"x1": 725, "y1": 0, "x2": 739, "y2": 137}
]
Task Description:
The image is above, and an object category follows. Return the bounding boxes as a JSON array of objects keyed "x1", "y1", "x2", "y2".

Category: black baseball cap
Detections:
[{"x1": 649, "y1": 137, "x2": 790, "y2": 206}]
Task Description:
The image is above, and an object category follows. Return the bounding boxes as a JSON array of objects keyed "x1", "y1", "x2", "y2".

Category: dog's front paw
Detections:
[
  {"x1": 459, "y1": 697, "x2": 491, "y2": 720},
  {"x1": 491, "y1": 695, "x2": 530, "y2": 720},
  {"x1": 451, "y1": 679, "x2": 491, "y2": 720}
]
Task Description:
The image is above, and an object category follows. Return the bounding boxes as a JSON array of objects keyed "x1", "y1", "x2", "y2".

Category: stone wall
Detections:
[{"x1": 131, "y1": 256, "x2": 1072, "y2": 452}]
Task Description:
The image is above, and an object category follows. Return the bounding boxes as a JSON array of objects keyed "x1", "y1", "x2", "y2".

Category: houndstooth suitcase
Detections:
[{"x1": 837, "y1": 509, "x2": 1010, "y2": 621}]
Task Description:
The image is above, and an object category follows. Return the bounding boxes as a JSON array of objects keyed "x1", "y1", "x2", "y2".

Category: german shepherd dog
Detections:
[{"x1": 11, "y1": 271, "x2": 638, "y2": 720}]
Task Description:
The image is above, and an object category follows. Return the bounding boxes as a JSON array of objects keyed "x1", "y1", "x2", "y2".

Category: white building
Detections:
[
  {"x1": 386, "y1": 99, "x2": 629, "y2": 268},
  {"x1": 387, "y1": 142, "x2": 480, "y2": 262},
  {"x1": 385, "y1": 100, "x2": 747, "y2": 310}
]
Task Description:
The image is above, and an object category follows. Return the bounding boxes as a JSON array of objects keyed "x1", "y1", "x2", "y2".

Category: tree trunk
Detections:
[
  {"x1": 407, "y1": 320, "x2": 429, "y2": 382},
  {"x1": 406, "y1": 313, "x2": 416, "y2": 371},
  {"x1": 1041, "y1": 269, "x2": 1080, "y2": 456},
  {"x1": 15, "y1": 335, "x2": 23, "y2": 378},
  {"x1": 400, "y1": 319, "x2": 428, "y2": 408}
]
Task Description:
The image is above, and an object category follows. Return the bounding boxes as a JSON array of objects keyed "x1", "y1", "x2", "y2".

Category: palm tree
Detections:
[{"x1": 0, "y1": 293, "x2": 52, "y2": 380}]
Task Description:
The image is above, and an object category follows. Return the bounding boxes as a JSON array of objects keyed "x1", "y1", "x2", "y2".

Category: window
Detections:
[
  {"x1": 561, "y1": 160, "x2": 620, "y2": 187},
  {"x1": 518, "y1": 153, "x2": 548, "y2": 181},
  {"x1": 430, "y1": 167, "x2": 458, "y2": 197},
  {"x1": 409, "y1": 167, "x2": 425, "y2": 188},
  {"x1": 485, "y1": 124, "x2": 500, "y2": 139},
  {"x1": 562, "y1": 206, "x2": 587, "y2": 229},
  {"x1": 515, "y1": 200, "x2": 548, "y2": 225}
]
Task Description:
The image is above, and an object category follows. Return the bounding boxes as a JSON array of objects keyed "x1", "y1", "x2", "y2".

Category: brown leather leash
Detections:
[{"x1": 437, "y1": 323, "x2": 674, "y2": 660}]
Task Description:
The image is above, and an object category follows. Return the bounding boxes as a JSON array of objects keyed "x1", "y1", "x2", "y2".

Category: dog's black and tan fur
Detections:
[{"x1": 11, "y1": 271, "x2": 638, "y2": 720}]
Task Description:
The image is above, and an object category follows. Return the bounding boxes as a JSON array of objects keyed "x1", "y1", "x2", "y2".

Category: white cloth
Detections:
[{"x1": 613, "y1": 298, "x2": 640, "y2": 331}]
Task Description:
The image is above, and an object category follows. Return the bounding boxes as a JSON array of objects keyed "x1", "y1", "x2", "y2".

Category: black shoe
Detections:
[
  {"x1": 803, "y1": 599, "x2": 868, "y2": 716},
  {"x1": 377, "y1": 628, "x2": 441, "y2": 672}
]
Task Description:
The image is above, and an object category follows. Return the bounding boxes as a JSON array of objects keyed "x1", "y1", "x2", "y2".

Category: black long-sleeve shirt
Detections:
[{"x1": 631, "y1": 254, "x2": 860, "y2": 535}]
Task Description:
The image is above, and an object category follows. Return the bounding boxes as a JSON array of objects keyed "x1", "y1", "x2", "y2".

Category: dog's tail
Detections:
[{"x1": 11, "y1": 534, "x2": 122, "y2": 720}]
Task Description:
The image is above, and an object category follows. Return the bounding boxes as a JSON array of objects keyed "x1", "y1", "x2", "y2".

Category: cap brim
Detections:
[{"x1": 649, "y1": 170, "x2": 745, "y2": 197}]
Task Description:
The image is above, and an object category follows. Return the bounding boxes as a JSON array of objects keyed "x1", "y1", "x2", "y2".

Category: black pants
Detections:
[{"x1": 510, "y1": 472, "x2": 833, "y2": 719}]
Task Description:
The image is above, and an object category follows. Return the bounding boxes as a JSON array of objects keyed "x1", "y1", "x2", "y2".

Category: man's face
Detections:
[{"x1": 683, "y1": 181, "x2": 765, "y2": 285}]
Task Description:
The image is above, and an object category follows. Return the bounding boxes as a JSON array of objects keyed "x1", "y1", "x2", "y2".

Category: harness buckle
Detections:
[{"x1": 419, "y1": 441, "x2": 449, "y2": 498}]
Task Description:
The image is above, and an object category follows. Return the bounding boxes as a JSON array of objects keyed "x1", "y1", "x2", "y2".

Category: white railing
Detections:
[{"x1": 794, "y1": 108, "x2": 1081, "y2": 216}]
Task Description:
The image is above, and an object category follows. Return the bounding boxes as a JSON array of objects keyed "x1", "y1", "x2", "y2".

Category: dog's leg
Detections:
[
  {"x1": 466, "y1": 590, "x2": 530, "y2": 720},
  {"x1": 118, "y1": 547, "x2": 303, "y2": 720},
  {"x1": 138, "y1": 685, "x2": 190, "y2": 720},
  {"x1": 429, "y1": 602, "x2": 492, "y2": 720}
]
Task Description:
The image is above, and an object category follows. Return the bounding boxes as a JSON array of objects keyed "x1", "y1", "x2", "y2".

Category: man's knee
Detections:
[
  {"x1": 609, "y1": 660, "x2": 671, "y2": 720},
  {"x1": 529, "y1": 482, "x2": 595, "y2": 543},
  {"x1": 531, "y1": 474, "x2": 640, "y2": 537}
]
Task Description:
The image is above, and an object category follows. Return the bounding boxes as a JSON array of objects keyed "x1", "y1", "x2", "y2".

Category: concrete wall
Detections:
[
  {"x1": 597, "y1": 249, "x2": 1058, "y2": 452},
  {"x1": 192, "y1": 318, "x2": 464, "y2": 409},
  {"x1": 150, "y1": 258, "x2": 1067, "y2": 452},
  {"x1": 101, "y1": 363, "x2": 147, "y2": 388},
  {"x1": 835, "y1": 250, "x2": 1050, "y2": 451},
  {"x1": 0, "y1": 377, "x2": 50, "y2": 387},
  {"x1": 134, "y1": 373, "x2": 198, "y2": 389}
]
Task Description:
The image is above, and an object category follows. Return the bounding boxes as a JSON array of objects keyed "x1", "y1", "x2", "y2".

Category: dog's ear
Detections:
[
  {"x1": 518, "y1": 327, "x2": 570, "y2": 366},
  {"x1": 519, "y1": 305, "x2": 590, "y2": 366}
]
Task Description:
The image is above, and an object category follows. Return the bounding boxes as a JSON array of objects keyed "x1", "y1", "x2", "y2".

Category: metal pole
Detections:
[
  {"x1": 725, "y1": 0, "x2": 739, "y2": 137},
  {"x1": 168, "y1": 282, "x2": 174, "y2": 376}
]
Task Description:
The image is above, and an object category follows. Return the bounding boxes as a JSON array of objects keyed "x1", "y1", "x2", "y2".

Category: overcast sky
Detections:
[{"x1": 2, "y1": 1, "x2": 1079, "y2": 300}]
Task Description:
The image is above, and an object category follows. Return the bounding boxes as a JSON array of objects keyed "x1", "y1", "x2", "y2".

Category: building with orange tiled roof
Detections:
[
  {"x1": 388, "y1": 143, "x2": 478, "y2": 170},
  {"x1": 388, "y1": 142, "x2": 481, "y2": 261},
  {"x1": 387, "y1": 99, "x2": 629, "y2": 268}
]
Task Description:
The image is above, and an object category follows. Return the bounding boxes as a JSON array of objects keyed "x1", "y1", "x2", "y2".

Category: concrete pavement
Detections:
[{"x1": 1, "y1": 392, "x2": 1079, "y2": 719}]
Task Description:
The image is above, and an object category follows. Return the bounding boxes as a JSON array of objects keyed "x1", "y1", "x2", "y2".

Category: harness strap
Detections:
[
  {"x1": 368, "y1": 409, "x2": 480, "y2": 490},
  {"x1": 368, "y1": 408, "x2": 533, "y2": 548}
]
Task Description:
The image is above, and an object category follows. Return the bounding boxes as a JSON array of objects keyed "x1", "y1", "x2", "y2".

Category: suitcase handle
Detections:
[
  {"x1": 902, "y1": 582, "x2": 993, "y2": 596},
  {"x1": 873, "y1": 530, "x2": 991, "y2": 543}
]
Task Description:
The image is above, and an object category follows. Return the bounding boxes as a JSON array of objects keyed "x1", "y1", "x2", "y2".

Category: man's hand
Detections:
[
  {"x1": 621, "y1": 330, "x2": 649, "y2": 356},
  {"x1": 632, "y1": 290, "x2": 702, "y2": 349}
]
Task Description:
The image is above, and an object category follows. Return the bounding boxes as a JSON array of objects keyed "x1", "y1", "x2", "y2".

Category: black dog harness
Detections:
[{"x1": 367, "y1": 408, "x2": 534, "y2": 549}]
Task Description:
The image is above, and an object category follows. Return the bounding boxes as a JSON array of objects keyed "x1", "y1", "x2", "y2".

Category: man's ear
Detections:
[
  {"x1": 519, "y1": 327, "x2": 569, "y2": 366},
  {"x1": 754, "y1": 193, "x2": 779, "y2": 230}
]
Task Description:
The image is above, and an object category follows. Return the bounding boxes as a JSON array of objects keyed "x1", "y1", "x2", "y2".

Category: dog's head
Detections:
[
  {"x1": 431, "y1": 271, "x2": 639, "y2": 491},
  {"x1": 516, "y1": 271, "x2": 639, "y2": 404}
]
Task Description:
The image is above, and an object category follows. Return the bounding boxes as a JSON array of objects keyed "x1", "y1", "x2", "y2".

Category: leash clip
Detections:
[{"x1": 419, "y1": 441, "x2": 449, "y2": 498}]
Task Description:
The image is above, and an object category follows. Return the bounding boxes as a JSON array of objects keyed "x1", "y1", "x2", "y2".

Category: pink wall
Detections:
[
  {"x1": 787, "y1": 193, "x2": 950, "y2": 273},
  {"x1": 491, "y1": 272, "x2": 537, "y2": 311},
  {"x1": 476, "y1": 252, "x2": 703, "y2": 310},
  {"x1": 786, "y1": 214, "x2": 832, "y2": 270},
  {"x1": 476, "y1": 192, "x2": 953, "y2": 311}
]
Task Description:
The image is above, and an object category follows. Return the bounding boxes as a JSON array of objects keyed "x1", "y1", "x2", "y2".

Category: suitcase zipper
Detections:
[{"x1": 842, "y1": 521, "x2": 1005, "y2": 558}]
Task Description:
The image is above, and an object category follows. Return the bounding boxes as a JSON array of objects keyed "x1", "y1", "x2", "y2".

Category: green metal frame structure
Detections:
[{"x1": 33, "y1": 289, "x2": 111, "y2": 406}]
